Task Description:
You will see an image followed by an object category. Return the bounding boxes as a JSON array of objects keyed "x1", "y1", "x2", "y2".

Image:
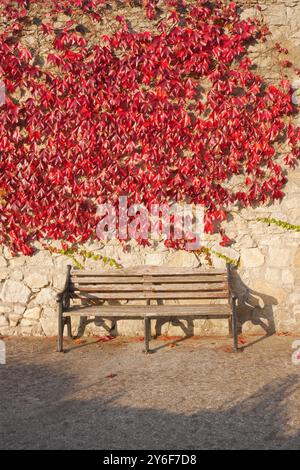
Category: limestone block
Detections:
[
  {"x1": 265, "y1": 268, "x2": 282, "y2": 284},
  {"x1": 145, "y1": 253, "x2": 167, "y2": 266},
  {"x1": 9, "y1": 256, "x2": 26, "y2": 268},
  {"x1": 42, "y1": 307, "x2": 58, "y2": 317},
  {"x1": 52, "y1": 272, "x2": 68, "y2": 291},
  {"x1": 54, "y1": 256, "x2": 73, "y2": 270},
  {"x1": 240, "y1": 7, "x2": 260, "y2": 21},
  {"x1": 283, "y1": 196, "x2": 300, "y2": 210},
  {"x1": 23, "y1": 307, "x2": 41, "y2": 321},
  {"x1": 0, "y1": 315, "x2": 9, "y2": 327},
  {"x1": 20, "y1": 318, "x2": 36, "y2": 328},
  {"x1": 268, "y1": 247, "x2": 292, "y2": 268},
  {"x1": 276, "y1": 320, "x2": 296, "y2": 333},
  {"x1": 40, "y1": 317, "x2": 60, "y2": 336},
  {"x1": 10, "y1": 270, "x2": 23, "y2": 281},
  {"x1": 24, "y1": 271, "x2": 49, "y2": 290},
  {"x1": 281, "y1": 269, "x2": 294, "y2": 285},
  {"x1": 293, "y1": 249, "x2": 300, "y2": 267},
  {"x1": 250, "y1": 280, "x2": 288, "y2": 305},
  {"x1": 27, "y1": 251, "x2": 53, "y2": 268},
  {"x1": 293, "y1": 305, "x2": 300, "y2": 322},
  {"x1": 240, "y1": 248, "x2": 264, "y2": 268},
  {"x1": 0, "y1": 305, "x2": 12, "y2": 314},
  {"x1": 114, "y1": 319, "x2": 144, "y2": 336},
  {"x1": 236, "y1": 234, "x2": 256, "y2": 248},
  {"x1": 291, "y1": 32, "x2": 300, "y2": 46},
  {"x1": 119, "y1": 252, "x2": 142, "y2": 267},
  {"x1": 0, "y1": 270, "x2": 9, "y2": 281},
  {"x1": 9, "y1": 314, "x2": 22, "y2": 327},
  {"x1": 0, "y1": 256, "x2": 7, "y2": 268},
  {"x1": 167, "y1": 250, "x2": 199, "y2": 268},
  {"x1": 288, "y1": 291, "x2": 300, "y2": 304},
  {"x1": 1, "y1": 280, "x2": 31, "y2": 304},
  {"x1": 14, "y1": 304, "x2": 26, "y2": 315},
  {"x1": 34, "y1": 288, "x2": 57, "y2": 306}
]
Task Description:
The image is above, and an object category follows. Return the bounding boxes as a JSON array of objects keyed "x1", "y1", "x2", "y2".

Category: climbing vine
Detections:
[
  {"x1": 43, "y1": 242, "x2": 122, "y2": 269},
  {"x1": 257, "y1": 217, "x2": 300, "y2": 232},
  {"x1": 0, "y1": 0, "x2": 299, "y2": 255}
]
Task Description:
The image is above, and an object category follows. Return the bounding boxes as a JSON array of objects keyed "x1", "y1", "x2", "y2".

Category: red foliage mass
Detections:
[{"x1": 0, "y1": 0, "x2": 299, "y2": 255}]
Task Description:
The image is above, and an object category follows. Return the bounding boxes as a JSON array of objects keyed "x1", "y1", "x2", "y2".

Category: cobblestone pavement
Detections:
[{"x1": 0, "y1": 334, "x2": 300, "y2": 449}]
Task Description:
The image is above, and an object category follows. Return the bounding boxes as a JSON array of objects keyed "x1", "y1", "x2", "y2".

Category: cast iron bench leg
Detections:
[
  {"x1": 66, "y1": 317, "x2": 72, "y2": 339},
  {"x1": 57, "y1": 311, "x2": 64, "y2": 352},
  {"x1": 232, "y1": 297, "x2": 238, "y2": 352},
  {"x1": 144, "y1": 317, "x2": 151, "y2": 353},
  {"x1": 228, "y1": 316, "x2": 233, "y2": 338}
]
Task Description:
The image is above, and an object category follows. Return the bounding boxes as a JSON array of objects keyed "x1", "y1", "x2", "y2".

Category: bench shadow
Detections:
[
  {"x1": 76, "y1": 299, "x2": 119, "y2": 339},
  {"x1": 229, "y1": 266, "x2": 277, "y2": 350},
  {"x1": 148, "y1": 334, "x2": 192, "y2": 353},
  {"x1": 141, "y1": 265, "x2": 278, "y2": 351}
]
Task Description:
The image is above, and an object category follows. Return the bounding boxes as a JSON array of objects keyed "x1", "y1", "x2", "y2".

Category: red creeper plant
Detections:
[{"x1": 0, "y1": 0, "x2": 299, "y2": 255}]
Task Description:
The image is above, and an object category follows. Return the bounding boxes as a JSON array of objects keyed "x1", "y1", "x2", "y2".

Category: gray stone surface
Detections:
[{"x1": 0, "y1": 336, "x2": 299, "y2": 450}]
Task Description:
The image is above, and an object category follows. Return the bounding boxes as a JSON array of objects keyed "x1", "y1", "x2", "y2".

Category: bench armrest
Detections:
[
  {"x1": 55, "y1": 265, "x2": 72, "y2": 306},
  {"x1": 56, "y1": 291, "x2": 66, "y2": 302}
]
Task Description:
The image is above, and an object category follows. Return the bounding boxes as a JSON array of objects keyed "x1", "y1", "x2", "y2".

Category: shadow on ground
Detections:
[{"x1": 0, "y1": 358, "x2": 299, "y2": 450}]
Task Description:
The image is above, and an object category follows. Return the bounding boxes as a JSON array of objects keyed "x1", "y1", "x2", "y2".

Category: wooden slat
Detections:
[
  {"x1": 71, "y1": 268, "x2": 227, "y2": 276},
  {"x1": 71, "y1": 276, "x2": 145, "y2": 284},
  {"x1": 64, "y1": 304, "x2": 231, "y2": 317},
  {"x1": 70, "y1": 282, "x2": 227, "y2": 292},
  {"x1": 71, "y1": 291, "x2": 229, "y2": 299},
  {"x1": 67, "y1": 267, "x2": 230, "y2": 314},
  {"x1": 70, "y1": 274, "x2": 227, "y2": 284}
]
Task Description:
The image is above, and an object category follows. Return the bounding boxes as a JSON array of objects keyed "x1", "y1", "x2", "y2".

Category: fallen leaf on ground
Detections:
[
  {"x1": 238, "y1": 335, "x2": 247, "y2": 345},
  {"x1": 222, "y1": 346, "x2": 235, "y2": 353},
  {"x1": 73, "y1": 338, "x2": 86, "y2": 345},
  {"x1": 158, "y1": 335, "x2": 182, "y2": 341},
  {"x1": 277, "y1": 331, "x2": 290, "y2": 336},
  {"x1": 94, "y1": 335, "x2": 114, "y2": 342},
  {"x1": 124, "y1": 336, "x2": 144, "y2": 343},
  {"x1": 105, "y1": 373, "x2": 118, "y2": 379},
  {"x1": 191, "y1": 335, "x2": 228, "y2": 340}
]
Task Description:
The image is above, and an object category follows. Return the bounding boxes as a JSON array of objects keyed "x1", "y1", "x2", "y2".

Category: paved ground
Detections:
[{"x1": 0, "y1": 334, "x2": 300, "y2": 450}]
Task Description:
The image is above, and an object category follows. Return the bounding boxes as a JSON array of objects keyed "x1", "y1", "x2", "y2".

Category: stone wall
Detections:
[{"x1": 0, "y1": 0, "x2": 300, "y2": 338}]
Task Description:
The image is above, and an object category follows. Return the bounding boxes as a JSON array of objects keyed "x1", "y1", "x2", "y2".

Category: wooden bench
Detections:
[{"x1": 56, "y1": 266, "x2": 238, "y2": 353}]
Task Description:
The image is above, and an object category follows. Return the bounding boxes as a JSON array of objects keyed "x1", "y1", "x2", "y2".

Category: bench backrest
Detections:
[{"x1": 69, "y1": 267, "x2": 229, "y2": 301}]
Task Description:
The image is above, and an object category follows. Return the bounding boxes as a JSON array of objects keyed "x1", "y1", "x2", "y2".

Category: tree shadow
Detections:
[{"x1": 0, "y1": 360, "x2": 299, "y2": 449}]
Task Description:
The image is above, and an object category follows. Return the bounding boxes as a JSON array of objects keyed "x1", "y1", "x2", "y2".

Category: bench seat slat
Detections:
[
  {"x1": 70, "y1": 275, "x2": 227, "y2": 284},
  {"x1": 64, "y1": 304, "x2": 231, "y2": 318},
  {"x1": 71, "y1": 276, "x2": 145, "y2": 284},
  {"x1": 70, "y1": 282, "x2": 227, "y2": 292},
  {"x1": 71, "y1": 291, "x2": 229, "y2": 299},
  {"x1": 71, "y1": 269, "x2": 227, "y2": 276}
]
